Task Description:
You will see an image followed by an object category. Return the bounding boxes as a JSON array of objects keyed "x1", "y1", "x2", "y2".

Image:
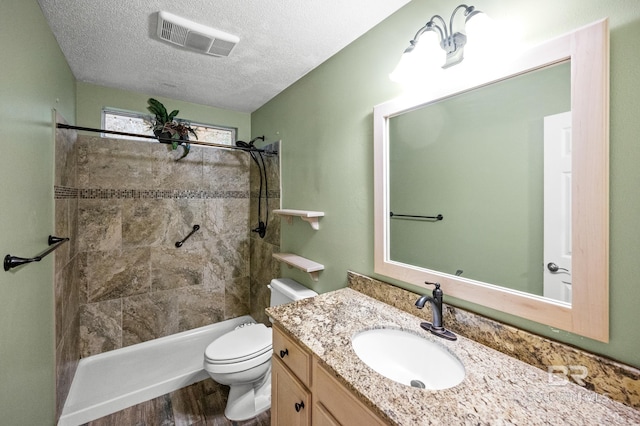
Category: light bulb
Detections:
[
  {"x1": 463, "y1": 13, "x2": 496, "y2": 63},
  {"x1": 390, "y1": 30, "x2": 448, "y2": 84},
  {"x1": 389, "y1": 48, "x2": 415, "y2": 83},
  {"x1": 464, "y1": 10, "x2": 491, "y2": 37},
  {"x1": 413, "y1": 30, "x2": 445, "y2": 70}
]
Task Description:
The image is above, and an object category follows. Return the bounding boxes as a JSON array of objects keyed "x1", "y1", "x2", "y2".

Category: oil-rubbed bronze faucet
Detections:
[{"x1": 415, "y1": 282, "x2": 457, "y2": 341}]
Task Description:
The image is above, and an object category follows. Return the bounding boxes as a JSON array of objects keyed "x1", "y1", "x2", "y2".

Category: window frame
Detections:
[{"x1": 101, "y1": 107, "x2": 237, "y2": 146}]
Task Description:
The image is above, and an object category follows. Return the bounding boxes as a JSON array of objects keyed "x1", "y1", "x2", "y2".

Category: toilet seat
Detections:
[
  {"x1": 205, "y1": 323, "x2": 272, "y2": 366},
  {"x1": 202, "y1": 279, "x2": 317, "y2": 421}
]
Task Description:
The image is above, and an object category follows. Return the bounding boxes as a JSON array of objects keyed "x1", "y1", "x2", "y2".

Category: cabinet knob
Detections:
[
  {"x1": 295, "y1": 401, "x2": 305, "y2": 412},
  {"x1": 280, "y1": 348, "x2": 289, "y2": 358}
]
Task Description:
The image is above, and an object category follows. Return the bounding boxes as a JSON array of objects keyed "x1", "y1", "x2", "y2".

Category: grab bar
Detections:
[
  {"x1": 390, "y1": 212, "x2": 443, "y2": 221},
  {"x1": 175, "y1": 225, "x2": 200, "y2": 248},
  {"x1": 4, "y1": 235, "x2": 70, "y2": 271}
]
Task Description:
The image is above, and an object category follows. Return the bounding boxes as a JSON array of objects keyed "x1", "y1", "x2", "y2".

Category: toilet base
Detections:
[{"x1": 224, "y1": 370, "x2": 272, "y2": 421}]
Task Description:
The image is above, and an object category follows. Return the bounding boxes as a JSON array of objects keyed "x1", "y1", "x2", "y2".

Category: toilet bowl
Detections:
[
  {"x1": 204, "y1": 323, "x2": 272, "y2": 421},
  {"x1": 203, "y1": 278, "x2": 317, "y2": 421}
]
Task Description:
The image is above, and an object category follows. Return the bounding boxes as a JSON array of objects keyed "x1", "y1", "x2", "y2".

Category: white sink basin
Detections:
[{"x1": 351, "y1": 328, "x2": 465, "y2": 390}]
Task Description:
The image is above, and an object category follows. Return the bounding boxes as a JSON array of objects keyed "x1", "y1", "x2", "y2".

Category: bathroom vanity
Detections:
[
  {"x1": 271, "y1": 323, "x2": 386, "y2": 425},
  {"x1": 267, "y1": 287, "x2": 640, "y2": 425}
]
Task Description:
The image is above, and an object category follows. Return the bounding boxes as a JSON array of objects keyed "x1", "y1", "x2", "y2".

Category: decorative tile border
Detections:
[
  {"x1": 347, "y1": 271, "x2": 640, "y2": 410},
  {"x1": 54, "y1": 186, "x2": 255, "y2": 200},
  {"x1": 80, "y1": 188, "x2": 249, "y2": 200},
  {"x1": 250, "y1": 189, "x2": 281, "y2": 199},
  {"x1": 54, "y1": 186, "x2": 79, "y2": 199}
]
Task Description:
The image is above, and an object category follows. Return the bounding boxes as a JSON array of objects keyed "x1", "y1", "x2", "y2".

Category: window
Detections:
[{"x1": 102, "y1": 108, "x2": 236, "y2": 145}]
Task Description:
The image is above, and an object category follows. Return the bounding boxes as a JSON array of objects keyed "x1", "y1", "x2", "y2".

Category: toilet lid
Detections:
[{"x1": 205, "y1": 323, "x2": 272, "y2": 363}]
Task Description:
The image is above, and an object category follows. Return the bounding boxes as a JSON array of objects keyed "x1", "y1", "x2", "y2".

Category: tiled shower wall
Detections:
[
  {"x1": 249, "y1": 142, "x2": 281, "y2": 325},
  {"x1": 54, "y1": 114, "x2": 80, "y2": 420},
  {"x1": 54, "y1": 129, "x2": 281, "y2": 362},
  {"x1": 76, "y1": 135, "x2": 256, "y2": 357},
  {"x1": 53, "y1": 126, "x2": 281, "y2": 419}
]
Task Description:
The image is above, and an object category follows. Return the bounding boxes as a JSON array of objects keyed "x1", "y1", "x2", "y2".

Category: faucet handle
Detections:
[{"x1": 425, "y1": 281, "x2": 443, "y2": 298}]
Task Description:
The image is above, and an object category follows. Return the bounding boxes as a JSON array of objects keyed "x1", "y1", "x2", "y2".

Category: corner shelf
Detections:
[
  {"x1": 273, "y1": 253, "x2": 324, "y2": 281},
  {"x1": 274, "y1": 209, "x2": 324, "y2": 230}
]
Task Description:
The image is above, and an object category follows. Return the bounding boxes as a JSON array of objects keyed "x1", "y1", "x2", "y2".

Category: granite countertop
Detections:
[{"x1": 266, "y1": 287, "x2": 640, "y2": 425}]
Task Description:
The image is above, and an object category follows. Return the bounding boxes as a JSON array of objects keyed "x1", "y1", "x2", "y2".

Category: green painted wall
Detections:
[
  {"x1": 252, "y1": 0, "x2": 640, "y2": 368},
  {"x1": 76, "y1": 83, "x2": 251, "y2": 142},
  {"x1": 0, "y1": 1, "x2": 76, "y2": 424}
]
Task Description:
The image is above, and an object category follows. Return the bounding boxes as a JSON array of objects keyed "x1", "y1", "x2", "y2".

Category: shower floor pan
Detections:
[{"x1": 58, "y1": 315, "x2": 256, "y2": 426}]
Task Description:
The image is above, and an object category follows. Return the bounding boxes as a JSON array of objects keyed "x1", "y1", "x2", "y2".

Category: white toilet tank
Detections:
[{"x1": 269, "y1": 278, "x2": 317, "y2": 307}]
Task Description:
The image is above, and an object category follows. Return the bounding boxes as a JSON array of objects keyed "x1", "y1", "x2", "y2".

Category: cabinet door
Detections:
[
  {"x1": 313, "y1": 402, "x2": 341, "y2": 426},
  {"x1": 272, "y1": 356, "x2": 311, "y2": 426},
  {"x1": 273, "y1": 323, "x2": 312, "y2": 386},
  {"x1": 312, "y1": 359, "x2": 387, "y2": 426}
]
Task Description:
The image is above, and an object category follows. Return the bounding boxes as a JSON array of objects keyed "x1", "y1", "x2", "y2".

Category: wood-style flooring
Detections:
[{"x1": 83, "y1": 379, "x2": 270, "y2": 426}]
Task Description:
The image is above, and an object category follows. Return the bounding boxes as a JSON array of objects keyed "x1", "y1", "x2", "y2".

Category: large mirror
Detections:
[{"x1": 374, "y1": 20, "x2": 609, "y2": 341}]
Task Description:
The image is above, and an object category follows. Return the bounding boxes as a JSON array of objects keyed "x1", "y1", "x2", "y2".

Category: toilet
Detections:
[{"x1": 203, "y1": 278, "x2": 317, "y2": 421}]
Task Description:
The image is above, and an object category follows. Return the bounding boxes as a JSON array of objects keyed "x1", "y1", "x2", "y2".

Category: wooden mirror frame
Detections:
[{"x1": 374, "y1": 19, "x2": 609, "y2": 342}]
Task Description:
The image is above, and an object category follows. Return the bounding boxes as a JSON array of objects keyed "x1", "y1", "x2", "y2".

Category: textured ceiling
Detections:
[{"x1": 38, "y1": 0, "x2": 411, "y2": 113}]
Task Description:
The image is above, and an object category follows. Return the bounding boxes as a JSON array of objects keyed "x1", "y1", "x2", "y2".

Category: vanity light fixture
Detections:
[{"x1": 390, "y1": 4, "x2": 487, "y2": 81}]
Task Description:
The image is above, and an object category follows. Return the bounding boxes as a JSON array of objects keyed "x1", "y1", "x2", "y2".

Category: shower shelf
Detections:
[
  {"x1": 273, "y1": 253, "x2": 324, "y2": 281},
  {"x1": 274, "y1": 209, "x2": 325, "y2": 230}
]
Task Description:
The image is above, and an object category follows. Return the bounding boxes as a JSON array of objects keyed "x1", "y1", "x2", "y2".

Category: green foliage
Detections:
[
  {"x1": 146, "y1": 98, "x2": 198, "y2": 160},
  {"x1": 147, "y1": 98, "x2": 170, "y2": 122}
]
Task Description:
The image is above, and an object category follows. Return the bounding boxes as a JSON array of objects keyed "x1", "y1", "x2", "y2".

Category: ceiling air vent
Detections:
[{"x1": 157, "y1": 11, "x2": 239, "y2": 57}]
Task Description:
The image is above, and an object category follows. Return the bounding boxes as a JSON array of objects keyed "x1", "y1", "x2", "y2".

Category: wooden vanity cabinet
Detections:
[
  {"x1": 271, "y1": 324, "x2": 387, "y2": 426},
  {"x1": 272, "y1": 323, "x2": 312, "y2": 386},
  {"x1": 272, "y1": 324, "x2": 312, "y2": 425},
  {"x1": 312, "y1": 358, "x2": 387, "y2": 426},
  {"x1": 272, "y1": 356, "x2": 311, "y2": 425}
]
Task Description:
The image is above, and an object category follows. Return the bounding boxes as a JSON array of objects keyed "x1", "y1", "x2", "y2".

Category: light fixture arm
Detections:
[
  {"x1": 411, "y1": 15, "x2": 445, "y2": 48},
  {"x1": 395, "y1": 3, "x2": 484, "y2": 73},
  {"x1": 441, "y1": 4, "x2": 481, "y2": 67},
  {"x1": 449, "y1": 4, "x2": 472, "y2": 39},
  {"x1": 428, "y1": 15, "x2": 448, "y2": 42},
  {"x1": 417, "y1": 7, "x2": 470, "y2": 51}
]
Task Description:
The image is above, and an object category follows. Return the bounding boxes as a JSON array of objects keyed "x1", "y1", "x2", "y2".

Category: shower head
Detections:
[{"x1": 235, "y1": 136, "x2": 265, "y2": 150}]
